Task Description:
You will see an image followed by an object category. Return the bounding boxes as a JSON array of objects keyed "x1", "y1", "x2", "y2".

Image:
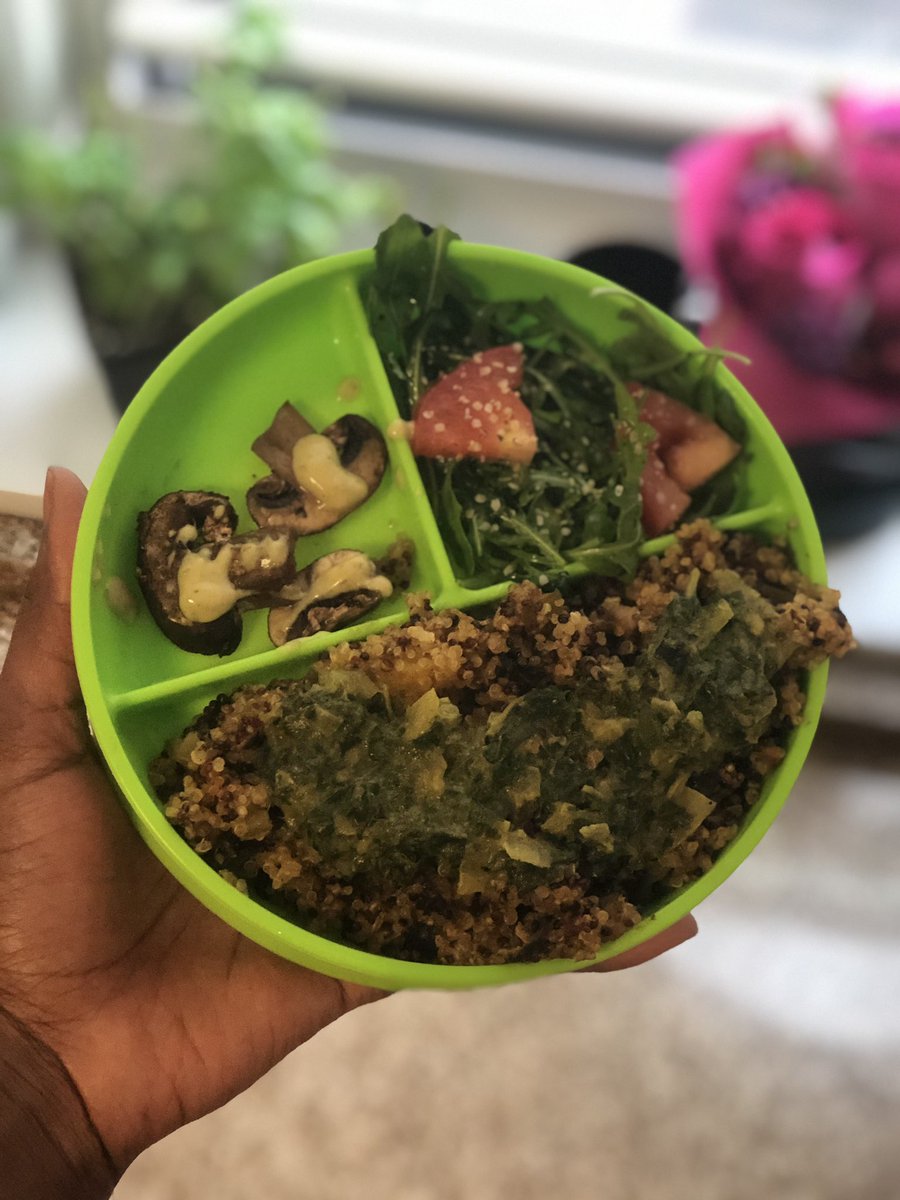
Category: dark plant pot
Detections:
[
  {"x1": 96, "y1": 339, "x2": 183, "y2": 416},
  {"x1": 789, "y1": 432, "x2": 900, "y2": 543},
  {"x1": 68, "y1": 255, "x2": 190, "y2": 415},
  {"x1": 566, "y1": 242, "x2": 685, "y2": 317}
]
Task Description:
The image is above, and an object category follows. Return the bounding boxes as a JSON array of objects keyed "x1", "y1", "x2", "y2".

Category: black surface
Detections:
[{"x1": 566, "y1": 243, "x2": 684, "y2": 316}]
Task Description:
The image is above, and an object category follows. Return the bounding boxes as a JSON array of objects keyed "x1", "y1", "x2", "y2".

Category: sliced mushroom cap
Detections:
[
  {"x1": 246, "y1": 475, "x2": 307, "y2": 533},
  {"x1": 137, "y1": 492, "x2": 297, "y2": 655},
  {"x1": 323, "y1": 414, "x2": 387, "y2": 496},
  {"x1": 247, "y1": 404, "x2": 387, "y2": 535},
  {"x1": 267, "y1": 549, "x2": 393, "y2": 645},
  {"x1": 137, "y1": 492, "x2": 241, "y2": 655}
]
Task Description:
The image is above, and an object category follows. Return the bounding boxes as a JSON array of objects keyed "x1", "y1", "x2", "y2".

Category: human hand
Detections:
[
  {"x1": 0, "y1": 468, "x2": 385, "y2": 1189},
  {"x1": 0, "y1": 468, "x2": 696, "y2": 1194}
]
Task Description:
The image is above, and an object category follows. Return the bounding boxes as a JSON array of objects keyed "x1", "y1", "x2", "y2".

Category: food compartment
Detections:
[
  {"x1": 356, "y1": 243, "x2": 762, "y2": 594},
  {"x1": 87, "y1": 269, "x2": 455, "y2": 696}
]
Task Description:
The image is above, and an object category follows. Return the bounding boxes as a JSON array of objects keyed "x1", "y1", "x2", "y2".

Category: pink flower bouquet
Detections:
[{"x1": 676, "y1": 95, "x2": 900, "y2": 446}]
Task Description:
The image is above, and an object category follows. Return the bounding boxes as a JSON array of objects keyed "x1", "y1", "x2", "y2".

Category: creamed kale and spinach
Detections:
[{"x1": 151, "y1": 219, "x2": 853, "y2": 966}]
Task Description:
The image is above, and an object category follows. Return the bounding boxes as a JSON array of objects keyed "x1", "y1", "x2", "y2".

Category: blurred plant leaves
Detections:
[{"x1": 0, "y1": 0, "x2": 392, "y2": 353}]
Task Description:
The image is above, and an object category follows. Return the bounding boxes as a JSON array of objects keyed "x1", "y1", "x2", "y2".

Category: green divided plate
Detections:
[{"x1": 71, "y1": 243, "x2": 828, "y2": 990}]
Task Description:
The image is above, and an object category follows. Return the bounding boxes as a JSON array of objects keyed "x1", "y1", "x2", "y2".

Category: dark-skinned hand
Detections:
[{"x1": 0, "y1": 468, "x2": 696, "y2": 1196}]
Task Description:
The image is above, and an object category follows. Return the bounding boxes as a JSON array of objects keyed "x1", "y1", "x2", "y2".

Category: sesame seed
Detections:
[
  {"x1": 536, "y1": 514, "x2": 545, "y2": 527},
  {"x1": 490, "y1": 498, "x2": 501, "y2": 512},
  {"x1": 614, "y1": 484, "x2": 624, "y2": 497},
  {"x1": 538, "y1": 574, "x2": 549, "y2": 585},
  {"x1": 474, "y1": 493, "x2": 487, "y2": 504},
  {"x1": 471, "y1": 418, "x2": 482, "y2": 429},
  {"x1": 503, "y1": 563, "x2": 515, "y2": 577}
]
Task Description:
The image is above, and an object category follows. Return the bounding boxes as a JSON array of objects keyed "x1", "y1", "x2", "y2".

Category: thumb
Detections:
[{"x1": 0, "y1": 468, "x2": 88, "y2": 737}]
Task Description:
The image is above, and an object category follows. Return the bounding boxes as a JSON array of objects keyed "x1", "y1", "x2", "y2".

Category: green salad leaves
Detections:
[{"x1": 363, "y1": 215, "x2": 745, "y2": 587}]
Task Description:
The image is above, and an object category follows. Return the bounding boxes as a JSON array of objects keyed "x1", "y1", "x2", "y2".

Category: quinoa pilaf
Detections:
[{"x1": 152, "y1": 521, "x2": 853, "y2": 966}]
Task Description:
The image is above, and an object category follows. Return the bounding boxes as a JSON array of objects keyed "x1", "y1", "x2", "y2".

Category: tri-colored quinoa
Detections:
[{"x1": 152, "y1": 521, "x2": 853, "y2": 965}]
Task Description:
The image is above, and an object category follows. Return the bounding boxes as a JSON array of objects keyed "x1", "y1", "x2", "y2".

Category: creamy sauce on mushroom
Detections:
[
  {"x1": 177, "y1": 545, "x2": 251, "y2": 623},
  {"x1": 302, "y1": 553, "x2": 392, "y2": 610},
  {"x1": 269, "y1": 552, "x2": 392, "y2": 644},
  {"x1": 175, "y1": 524, "x2": 198, "y2": 545},
  {"x1": 291, "y1": 434, "x2": 368, "y2": 519},
  {"x1": 386, "y1": 419, "x2": 413, "y2": 442},
  {"x1": 235, "y1": 533, "x2": 291, "y2": 573}
]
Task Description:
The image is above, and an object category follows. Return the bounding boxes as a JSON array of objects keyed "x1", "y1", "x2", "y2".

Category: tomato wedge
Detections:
[
  {"x1": 410, "y1": 345, "x2": 537, "y2": 464},
  {"x1": 628, "y1": 383, "x2": 740, "y2": 536}
]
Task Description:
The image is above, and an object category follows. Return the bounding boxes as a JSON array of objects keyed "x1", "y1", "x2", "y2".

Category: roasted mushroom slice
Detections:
[
  {"x1": 247, "y1": 403, "x2": 387, "y2": 534},
  {"x1": 267, "y1": 550, "x2": 393, "y2": 645},
  {"x1": 137, "y1": 491, "x2": 296, "y2": 655}
]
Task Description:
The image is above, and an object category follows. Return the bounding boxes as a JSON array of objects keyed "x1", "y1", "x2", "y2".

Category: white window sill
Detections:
[{"x1": 111, "y1": 0, "x2": 900, "y2": 142}]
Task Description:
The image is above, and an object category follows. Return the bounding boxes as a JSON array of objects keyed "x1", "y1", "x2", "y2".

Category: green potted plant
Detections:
[{"x1": 0, "y1": 2, "x2": 390, "y2": 411}]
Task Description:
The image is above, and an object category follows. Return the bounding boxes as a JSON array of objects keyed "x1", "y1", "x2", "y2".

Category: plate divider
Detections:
[
  {"x1": 109, "y1": 609, "x2": 415, "y2": 711},
  {"x1": 338, "y1": 274, "x2": 460, "y2": 597}
]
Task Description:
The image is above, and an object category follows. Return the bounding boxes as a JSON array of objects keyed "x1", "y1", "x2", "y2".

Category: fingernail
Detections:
[{"x1": 43, "y1": 466, "x2": 59, "y2": 526}]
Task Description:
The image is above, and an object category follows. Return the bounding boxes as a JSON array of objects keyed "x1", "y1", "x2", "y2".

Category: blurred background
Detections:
[{"x1": 1, "y1": 2, "x2": 898, "y2": 1197}]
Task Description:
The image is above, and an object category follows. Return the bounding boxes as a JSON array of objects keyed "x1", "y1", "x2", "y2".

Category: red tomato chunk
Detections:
[
  {"x1": 628, "y1": 383, "x2": 740, "y2": 537},
  {"x1": 410, "y1": 345, "x2": 537, "y2": 464}
]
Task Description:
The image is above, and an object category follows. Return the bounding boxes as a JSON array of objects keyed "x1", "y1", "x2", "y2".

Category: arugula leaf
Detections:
[
  {"x1": 435, "y1": 462, "x2": 476, "y2": 579},
  {"x1": 364, "y1": 215, "x2": 465, "y2": 409}
]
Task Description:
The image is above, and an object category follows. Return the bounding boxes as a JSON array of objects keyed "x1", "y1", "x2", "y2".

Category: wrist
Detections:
[{"x1": 0, "y1": 1004, "x2": 119, "y2": 1200}]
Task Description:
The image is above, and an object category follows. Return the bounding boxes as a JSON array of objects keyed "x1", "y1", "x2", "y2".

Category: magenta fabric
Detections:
[
  {"x1": 701, "y1": 310, "x2": 900, "y2": 445},
  {"x1": 675, "y1": 96, "x2": 900, "y2": 445}
]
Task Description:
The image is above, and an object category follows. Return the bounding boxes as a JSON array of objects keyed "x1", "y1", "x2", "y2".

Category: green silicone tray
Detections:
[{"x1": 71, "y1": 243, "x2": 828, "y2": 990}]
